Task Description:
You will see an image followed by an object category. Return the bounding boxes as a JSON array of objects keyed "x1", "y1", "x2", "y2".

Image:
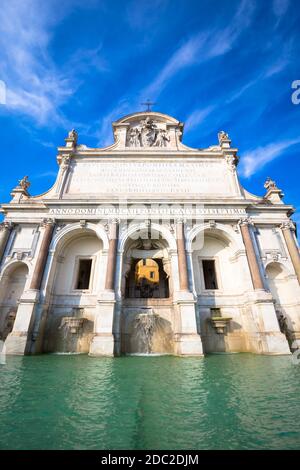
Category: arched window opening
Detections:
[{"x1": 125, "y1": 258, "x2": 169, "y2": 298}]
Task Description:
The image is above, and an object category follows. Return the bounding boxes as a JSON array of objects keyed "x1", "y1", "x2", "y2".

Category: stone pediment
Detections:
[{"x1": 112, "y1": 111, "x2": 184, "y2": 150}]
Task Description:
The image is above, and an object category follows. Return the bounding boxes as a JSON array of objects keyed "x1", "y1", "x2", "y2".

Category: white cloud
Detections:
[
  {"x1": 0, "y1": 1, "x2": 72, "y2": 125},
  {"x1": 141, "y1": 33, "x2": 209, "y2": 99},
  {"x1": 141, "y1": 0, "x2": 255, "y2": 99},
  {"x1": 227, "y1": 40, "x2": 292, "y2": 104},
  {"x1": 0, "y1": 0, "x2": 104, "y2": 127},
  {"x1": 184, "y1": 105, "x2": 215, "y2": 132},
  {"x1": 240, "y1": 138, "x2": 300, "y2": 178},
  {"x1": 84, "y1": 0, "x2": 255, "y2": 144},
  {"x1": 66, "y1": 45, "x2": 108, "y2": 74},
  {"x1": 32, "y1": 171, "x2": 57, "y2": 179}
]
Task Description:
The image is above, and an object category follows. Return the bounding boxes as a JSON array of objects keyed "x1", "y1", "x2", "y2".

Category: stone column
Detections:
[
  {"x1": 174, "y1": 220, "x2": 203, "y2": 356},
  {"x1": 89, "y1": 220, "x2": 118, "y2": 357},
  {"x1": 105, "y1": 220, "x2": 118, "y2": 290},
  {"x1": 176, "y1": 220, "x2": 189, "y2": 291},
  {"x1": 281, "y1": 221, "x2": 300, "y2": 284},
  {"x1": 5, "y1": 219, "x2": 55, "y2": 355},
  {"x1": 239, "y1": 219, "x2": 264, "y2": 290},
  {"x1": 30, "y1": 220, "x2": 55, "y2": 290},
  {"x1": 239, "y1": 219, "x2": 290, "y2": 355},
  {"x1": 0, "y1": 222, "x2": 13, "y2": 262}
]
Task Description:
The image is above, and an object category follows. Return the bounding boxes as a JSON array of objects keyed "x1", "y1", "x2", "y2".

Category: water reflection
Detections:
[{"x1": 0, "y1": 354, "x2": 300, "y2": 449}]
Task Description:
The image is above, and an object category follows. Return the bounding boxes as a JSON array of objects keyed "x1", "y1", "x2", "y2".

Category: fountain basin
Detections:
[
  {"x1": 209, "y1": 317, "x2": 232, "y2": 334},
  {"x1": 59, "y1": 317, "x2": 85, "y2": 334}
]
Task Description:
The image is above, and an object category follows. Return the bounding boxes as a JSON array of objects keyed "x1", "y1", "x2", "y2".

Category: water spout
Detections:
[
  {"x1": 130, "y1": 308, "x2": 173, "y2": 355},
  {"x1": 57, "y1": 309, "x2": 86, "y2": 353}
]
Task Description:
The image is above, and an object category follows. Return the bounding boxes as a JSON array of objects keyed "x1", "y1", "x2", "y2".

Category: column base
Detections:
[
  {"x1": 175, "y1": 333, "x2": 204, "y2": 356},
  {"x1": 291, "y1": 333, "x2": 300, "y2": 351},
  {"x1": 5, "y1": 332, "x2": 28, "y2": 355},
  {"x1": 4, "y1": 290, "x2": 39, "y2": 355},
  {"x1": 247, "y1": 293, "x2": 291, "y2": 355},
  {"x1": 89, "y1": 334, "x2": 115, "y2": 357},
  {"x1": 248, "y1": 332, "x2": 291, "y2": 355},
  {"x1": 173, "y1": 291, "x2": 204, "y2": 356}
]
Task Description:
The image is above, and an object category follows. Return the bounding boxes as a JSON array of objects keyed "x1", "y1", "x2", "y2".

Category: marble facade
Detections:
[{"x1": 0, "y1": 111, "x2": 300, "y2": 356}]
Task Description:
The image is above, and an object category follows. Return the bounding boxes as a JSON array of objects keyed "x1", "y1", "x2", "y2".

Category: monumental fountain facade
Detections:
[{"x1": 0, "y1": 111, "x2": 300, "y2": 356}]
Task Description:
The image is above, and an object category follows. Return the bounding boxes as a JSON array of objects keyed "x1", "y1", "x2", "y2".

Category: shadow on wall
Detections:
[
  {"x1": 42, "y1": 308, "x2": 94, "y2": 353},
  {"x1": 0, "y1": 262, "x2": 28, "y2": 341}
]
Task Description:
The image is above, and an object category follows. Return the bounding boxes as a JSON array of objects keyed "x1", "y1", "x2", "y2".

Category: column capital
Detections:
[
  {"x1": 175, "y1": 217, "x2": 187, "y2": 225},
  {"x1": 238, "y1": 217, "x2": 254, "y2": 227},
  {"x1": 0, "y1": 221, "x2": 14, "y2": 263},
  {"x1": 56, "y1": 149, "x2": 74, "y2": 166},
  {"x1": 224, "y1": 154, "x2": 238, "y2": 172},
  {"x1": 104, "y1": 219, "x2": 119, "y2": 240},
  {"x1": 0, "y1": 221, "x2": 14, "y2": 232},
  {"x1": 108, "y1": 218, "x2": 120, "y2": 225},
  {"x1": 41, "y1": 218, "x2": 56, "y2": 228},
  {"x1": 280, "y1": 220, "x2": 296, "y2": 231},
  {"x1": 175, "y1": 218, "x2": 187, "y2": 241}
]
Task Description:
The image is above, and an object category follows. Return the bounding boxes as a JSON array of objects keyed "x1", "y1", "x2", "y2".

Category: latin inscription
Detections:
[
  {"x1": 67, "y1": 161, "x2": 231, "y2": 195},
  {"x1": 49, "y1": 207, "x2": 246, "y2": 217}
]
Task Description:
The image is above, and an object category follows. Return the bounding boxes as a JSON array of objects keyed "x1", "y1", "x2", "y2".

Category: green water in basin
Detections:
[{"x1": 0, "y1": 353, "x2": 300, "y2": 450}]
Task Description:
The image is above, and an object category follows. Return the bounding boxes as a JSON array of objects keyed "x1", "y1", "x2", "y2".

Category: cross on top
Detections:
[{"x1": 141, "y1": 99, "x2": 156, "y2": 112}]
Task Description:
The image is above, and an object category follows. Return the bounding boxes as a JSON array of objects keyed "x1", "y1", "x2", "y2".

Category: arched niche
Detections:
[
  {"x1": 191, "y1": 229, "x2": 242, "y2": 295},
  {"x1": 0, "y1": 262, "x2": 28, "y2": 340},
  {"x1": 265, "y1": 262, "x2": 295, "y2": 310},
  {"x1": 52, "y1": 232, "x2": 103, "y2": 297},
  {"x1": 43, "y1": 231, "x2": 103, "y2": 354},
  {"x1": 265, "y1": 261, "x2": 300, "y2": 347}
]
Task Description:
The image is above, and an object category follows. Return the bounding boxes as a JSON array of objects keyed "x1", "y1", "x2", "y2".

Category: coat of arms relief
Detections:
[{"x1": 126, "y1": 117, "x2": 170, "y2": 147}]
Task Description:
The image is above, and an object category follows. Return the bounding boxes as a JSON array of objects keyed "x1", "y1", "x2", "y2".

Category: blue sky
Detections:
[{"x1": 0, "y1": 0, "x2": 299, "y2": 224}]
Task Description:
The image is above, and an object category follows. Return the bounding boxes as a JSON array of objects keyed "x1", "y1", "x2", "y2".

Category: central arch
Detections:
[{"x1": 117, "y1": 223, "x2": 176, "y2": 355}]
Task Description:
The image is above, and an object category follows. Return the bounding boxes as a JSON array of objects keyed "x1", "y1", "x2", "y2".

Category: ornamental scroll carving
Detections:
[
  {"x1": 126, "y1": 117, "x2": 170, "y2": 148},
  {"x1": 280, "y1": 221, "x2": 296, "y2": 231}
]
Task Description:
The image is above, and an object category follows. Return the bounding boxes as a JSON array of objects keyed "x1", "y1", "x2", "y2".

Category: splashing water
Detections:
[
  {"x1": 132, "y1": 310, "x2": 171, "y2": 354},
  {"x1": 133, "y1": 313, "x2": 157, "y2": 354}
]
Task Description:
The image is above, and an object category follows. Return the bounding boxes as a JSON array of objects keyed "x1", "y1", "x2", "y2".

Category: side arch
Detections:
[
  {"x1": 265, "y1": 261, "x2": 300, "y2": 347},
  {"x1": 186, "y1": 222, "x2": 243, "y2": 252},
  {"x1": 0, "y1": 261, "x2": 29, "y2": 341},
  {"x1": 0, "y1": 259, "x2": 31, "y2": 285},
  {"x1": 50, "y1": 222, "x2": 109, "y2": 252},
  {"x1": 41, "y1": 222, "x2": 109, "y2": 299}
]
